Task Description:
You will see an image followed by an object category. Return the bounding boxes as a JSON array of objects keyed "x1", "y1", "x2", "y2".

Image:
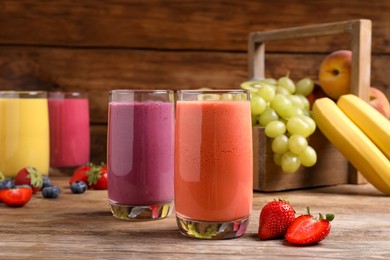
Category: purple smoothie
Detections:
[{"x1": 107, "y1": 101, "x2": 174, "y2": 206}]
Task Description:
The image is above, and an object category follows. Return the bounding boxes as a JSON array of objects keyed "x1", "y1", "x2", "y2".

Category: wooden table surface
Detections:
[{"x1": 1, "y1": 171, "x2": 389, "y2": 259}]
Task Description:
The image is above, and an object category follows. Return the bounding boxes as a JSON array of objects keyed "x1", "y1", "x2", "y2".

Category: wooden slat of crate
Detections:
[{"x1": 249, "y1": 19, "x2": 372, "y2": 191}]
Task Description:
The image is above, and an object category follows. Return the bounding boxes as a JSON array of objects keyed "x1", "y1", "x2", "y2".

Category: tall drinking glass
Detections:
[
  {"x1": 175, "y1": 89, "x2": 253, "y2": 239},
  {"x1": 48, "y1": 92, "x2": 90, "y2": 168},
  {"x1": 107, "y1": 90, "x2": 175, "y2": 220},
  {"x1": 0, "y1": 91, "x2": 50, "y2": 177}
]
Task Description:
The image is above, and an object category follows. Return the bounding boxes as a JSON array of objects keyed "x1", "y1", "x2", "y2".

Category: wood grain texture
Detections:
[
  {"x1": 1, "y1": 0, "x2": 390, "y2": 166},
  {"x1": 0, "y1": 174, "x2": 389, "y2": 259},
  {"x1": 1, "y1": 47, "x2": 390, "y2": 124},
  {"x1": 0, "y1": 0, "x2": 390, "y2": 53}
]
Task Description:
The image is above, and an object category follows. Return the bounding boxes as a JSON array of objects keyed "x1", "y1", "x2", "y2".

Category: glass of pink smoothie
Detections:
[
  {"x1": 175, "y1": 89, "x2": 253, "y2": 239},
  {"x1": 48, "y1": 92, "x2": 90, "y2": 168},
  {"x1": 107, "y1": 90, "x2": 175, "y2": 221}
]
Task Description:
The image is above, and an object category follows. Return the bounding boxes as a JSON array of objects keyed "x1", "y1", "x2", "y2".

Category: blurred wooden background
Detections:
[{"x1": 1, "y1": 0, "x2": 389, "y2": 163}]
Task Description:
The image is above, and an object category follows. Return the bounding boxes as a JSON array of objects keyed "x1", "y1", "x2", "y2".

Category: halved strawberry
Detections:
[
  {"x1": 285, "y1": 208, "x2": 335, "y2": 245},
  {"x1": 258, "y1": 199, "x2": 296, "y2": 240},
  {"x1": 1, "y1": 185, "x2": 33, "y2": 207},
  {"x1": 14, "y1": 167, "x2": 43, "y2": 194}
]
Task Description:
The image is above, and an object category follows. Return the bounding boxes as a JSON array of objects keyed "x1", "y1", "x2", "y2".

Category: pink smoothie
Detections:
[
  {"x1": 48, "y1": 98, "x2": 90, "y2": 167},
  {"x1": 107, "y1": 101, "x2": 174, "y2": 206}
]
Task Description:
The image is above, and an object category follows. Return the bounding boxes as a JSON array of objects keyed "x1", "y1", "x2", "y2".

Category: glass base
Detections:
[
  {"x1": 109, "y1": 201, "x2": 174, "y2": 221},
  {"x1": 176, "y1": 215, "x2": 249, "y2": 239}
]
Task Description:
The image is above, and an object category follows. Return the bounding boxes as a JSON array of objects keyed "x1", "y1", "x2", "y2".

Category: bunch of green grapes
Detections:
[{"x1": 241, "y1": 75, "x2": 317, "y2": 174}]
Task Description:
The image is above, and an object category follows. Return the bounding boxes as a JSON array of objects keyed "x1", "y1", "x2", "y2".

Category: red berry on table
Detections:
[
  {"x1": 0, "y1": 185, "x2": 33, "y2": 207},
  {"x1": 285, "y1": 208, "x2": 334, "y2": 245},
  {"x1": 87, "y1": 163, "x2": 107, "y2": 190},
  {"x1": 14, "y1": 167, "x2": 43, "y2": 194},
  {"x1": 69, "y1": 164, "x2": 92, "y2": 186},
  {"x1": 258, "y1": 199, "x2": 296, "y2": 240}
]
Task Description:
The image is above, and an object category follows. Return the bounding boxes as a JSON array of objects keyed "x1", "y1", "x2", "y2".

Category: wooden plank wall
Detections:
[{"x1": 1, "y1": 0, "x2": 389, "y2": 163}]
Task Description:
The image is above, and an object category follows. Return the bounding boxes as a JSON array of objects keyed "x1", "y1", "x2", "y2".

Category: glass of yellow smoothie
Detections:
[
  {"x1": 175, "y1": 89, "x2": 253, "y2": 239},
  {"x1": 0, "y1": 91, "x2": 50, "y2": 177}
]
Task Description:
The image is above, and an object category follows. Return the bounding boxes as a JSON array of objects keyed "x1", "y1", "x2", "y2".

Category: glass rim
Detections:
[
  {"x1": 109, "y1": 89, "x2": 174, "y2": 95},
  {"x1": 48, "y1": 91, "x2": 87, "y2": 99},
  {"x1": 0, "y1": 91, "x2": 47, "y2": 98},
  {"x1": 176, "y1": 89, "x2": 249, "y2": 95}
]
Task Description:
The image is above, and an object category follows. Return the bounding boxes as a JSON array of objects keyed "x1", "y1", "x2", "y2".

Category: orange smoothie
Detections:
[
  {"x1": 175, "y1": 100, "x2": 253, "y2": 222},
  {"x1": 0, "y1": 96, "x2": 50, "y2": 177}
]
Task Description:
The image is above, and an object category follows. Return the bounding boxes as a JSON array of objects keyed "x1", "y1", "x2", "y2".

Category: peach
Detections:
[
  {"x1": 319, "y1": 50, "x2": 352, "y2": 100},
  {"x1": 369, "y1": 87, "x2": 390, "y2": 119}
]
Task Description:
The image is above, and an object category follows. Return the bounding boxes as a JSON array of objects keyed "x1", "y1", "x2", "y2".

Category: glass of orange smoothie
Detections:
[
  {"x1": 0, "y1": 91, "x2": 50, "y2": 177},
  {"x1": 175, "y1": 89, "x2": 253, "y2": 239}
]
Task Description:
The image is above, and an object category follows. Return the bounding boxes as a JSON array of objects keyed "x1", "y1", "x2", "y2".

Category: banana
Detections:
[
  {"x1": 312, "y1": 97, "x2": 390, "y2": 195},
  {"x1": 337, "y1": 94, "x2": 390, "y2": 160}
]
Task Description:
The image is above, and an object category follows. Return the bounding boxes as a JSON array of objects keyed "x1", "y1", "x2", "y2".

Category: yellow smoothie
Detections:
[{"x1": 0, "y1": 96, "x2": 50, "y2": 177}]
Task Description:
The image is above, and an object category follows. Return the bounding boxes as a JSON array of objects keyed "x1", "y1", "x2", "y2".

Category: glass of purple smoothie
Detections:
[{"x1": 107, "y1": 90, "x2": 175, "y2": 221}]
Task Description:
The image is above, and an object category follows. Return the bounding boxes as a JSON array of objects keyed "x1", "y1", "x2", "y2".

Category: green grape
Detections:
[
  {"x1": 262, "y1": 78, "x2": 278, "y2": 86},
  {"x1": 258, "y1": 108, "x2": 279, "y2": 126},
  {"x1": 265, "y1": 121, "x2": 286, "y2": 138},
  {"x1": 298, "y1": 115, "x2": 316, "y2": 136},
  {"x1": 241, "y1": 81, "x2": 261, "y2": 93},
  {"x1": 270, "y1": 94, "x2": 295, "y2": 118},
  {"x1": 288, "y1": 134, "x2": 308, "y2": 155},
  {"x1": 299, "y1": 146, "x2": 317, "y2": 167},
  {"x1": 289, "y1": 107, "x2": 305, "y2": 117},
  {"x1": 278, "y1": 76, "x2": 296, "y2": 94},
  {"x1": 251, "y1": 115, "x2": 258, "y2": 126},
  {"x1": 250, "y1": 95, "x2": 267, "y2": 115},
  {"x1": 275, "y1": 86, "x2": 290, "y2": 95},
  {"x1": 288, "y1": 95, "x2": 305, "y2": 110},
  {"x1": 281, "y1": 151, "x2": 301, "y2": 173},
  {"x1": 272, "y1": 134, "x2": 289, "y2": 154},
  {"x1": 297, "y1": 94, "x2": 310, "y2": 110},
  {"x1": 295, "y1": 77, "x2": 314, "y2": 96},
  {"x1": 286, "y1": 116, "x2": 311, "y2": 137},
  {"x1": 257, "y1": 84, "x2": 276, "y2": 102},
  {"x1": 273, "y1": 153, "x2": 282, "y2": 166}
]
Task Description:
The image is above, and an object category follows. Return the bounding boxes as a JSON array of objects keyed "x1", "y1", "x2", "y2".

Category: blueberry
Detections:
[
  {"x1": 0, "y1": 178, "x2": 14, "y2": 189},
  {"x1": 42, "y1": 176, "x2": 52, "y2": 189},
  {"x1": 41, "y1": 185, "x2": 61, "y2": 199},
  {"x1": 70, "y1": 181, "x2": 87, "y2": 194}
]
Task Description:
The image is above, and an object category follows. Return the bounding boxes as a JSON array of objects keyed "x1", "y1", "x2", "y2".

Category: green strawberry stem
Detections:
[
  {"x1": 86, "y1": 164, "x2": 102, "y2": 185},
  {"x1": 307, "y1": 207, "x2": 335, "y2": 222},
  {"x1": 26, "y1": 167, "x2": 43, "y2": 188}
]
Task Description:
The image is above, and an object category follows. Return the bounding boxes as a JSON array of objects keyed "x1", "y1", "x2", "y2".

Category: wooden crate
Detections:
[{"x1": 249, "y1": 19, "x2": 372, "y2": 191}]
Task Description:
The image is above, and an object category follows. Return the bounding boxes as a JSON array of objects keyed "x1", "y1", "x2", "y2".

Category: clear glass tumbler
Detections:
[
  {"x1": 0, "y1": 91, "x2": 50, "y2": 177},
  {"x1": 175, "y1": 89, "x2": 253, "y2": 239},
  {"x1": 107, "y1": 90, "x2": 175, "y2": 220},
  {"x1": 48, "y1": 92, "x2": 90, "y2": 168}
]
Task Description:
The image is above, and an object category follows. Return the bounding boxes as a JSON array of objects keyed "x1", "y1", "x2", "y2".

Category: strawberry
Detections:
[
  {"x1": 258, "y1": 199, "x2": 296, "y2": 240},
  {"x1": 14, "y1": 167, "x2": 43, "y2": 194},
  {"x1": 69, "y1": 164, "x2": 92, "y2": 186},
  {"x1": 87, "y1": 163, "x2": 107, "y2": 190},
  {"x1": 0, "y1": 185, "x2": 33, "y2": 207},
  {"x1": 285, "y1": 208, "x2": 335, "y2": 245}
]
